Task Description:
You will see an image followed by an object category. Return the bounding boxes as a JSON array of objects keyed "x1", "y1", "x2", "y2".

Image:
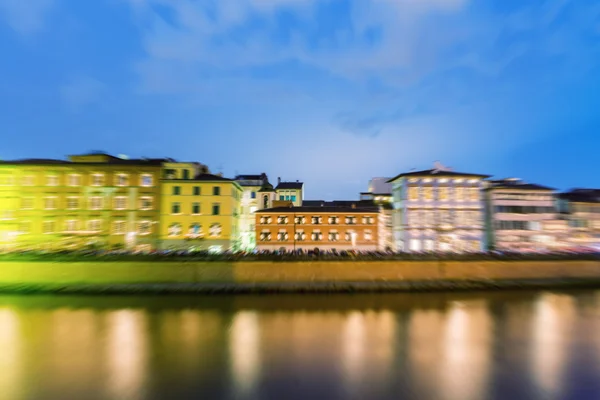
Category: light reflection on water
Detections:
[{"x1": 1, "y1": 290, "x2": 600, "y2": 399}]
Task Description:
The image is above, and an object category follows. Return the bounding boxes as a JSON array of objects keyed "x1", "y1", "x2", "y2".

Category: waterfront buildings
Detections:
[
  {"x1": 160, "y1": 171, "x2": 243, "y2": 252},
  {"x1": 388, "y1": 164, "x2": 490, "y2": 252},
  {"x1": 558, "y1": 189, "x2": 600, "y2": 250},
  {"x1": 255, "y1": 205, "x2": 379, "y2": 252},
  {"x1": 0, "y1": 152, "x2": 168, "y2": 251},
  {"x1": 235, "y1": 173, "x2": 270, "y2": 251},
  {"x1": 484, "y1": 178, "x2": 563, "y2": 251}
]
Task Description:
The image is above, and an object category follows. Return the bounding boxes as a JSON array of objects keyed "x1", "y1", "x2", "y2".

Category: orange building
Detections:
[{"x1": 255, "y1": 205, "x2": 379, "y2": 252}]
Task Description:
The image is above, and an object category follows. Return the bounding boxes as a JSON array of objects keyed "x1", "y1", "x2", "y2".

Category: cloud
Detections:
[
  {"x1": 59, "y1": 76, "x2": 106, "y2": 112},
  {"x1": 0, "y1": 0, "x2": 56, "y2": 35}
]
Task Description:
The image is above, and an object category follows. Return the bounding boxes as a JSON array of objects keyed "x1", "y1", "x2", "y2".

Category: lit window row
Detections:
[
  {"x1": 170, "y1": 186, "x2": 221, "y2": 196},
  {"x1": 259, "y1": 215, "x2": 375, "y2": 225},
  {"x1": 170, "y1": 203, "x2": 220, "y2": 215},
  {"x1": 19, "y1": 196, "x2": 154, "y2": 211},
  {"x1": 407, "y1": 186, "x2": 480, "y2": 202},
  {"x1": 9, "y1": 173, "x2": 155, "y2": 187},
  {"x1": 259, "y1": 229, "x2": 373, "y2": 242},
  {"x1": 167, "y1": 222, "x2": 222, "y2": 238},
  {"x1": 15, "y1": 220, "x2": 153, "y2": 235}
]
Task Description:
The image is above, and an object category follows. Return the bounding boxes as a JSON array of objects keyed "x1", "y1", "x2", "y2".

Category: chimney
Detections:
[
  {"x1": 351, "y1": 203, "x2": 356, "y2": 209},
  {"x1": 278, "y1": 177, "x2": 281, "y2": 185}
]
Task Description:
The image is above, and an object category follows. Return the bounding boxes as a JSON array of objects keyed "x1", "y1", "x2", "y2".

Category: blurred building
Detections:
[
  {"x1": 557, "y1": 189, "x2": 600, "y2": 250},
  {"x1": 255, "y1": 205, "x2": 379, "y2": 252},
  {"x1": 360, "y1": 177, "x2": 394, "y2": 252},
  {"x1": 235, "y1": 173, "x2": 270, "y2": 251},
  {"x1": 275, "y1": 178, "x2": 304, "y2": 206},
  {"x1": 388, "y1": 163, "x2": 490, "y2": 252},
  {"x1": 484, "y1": 178, "x2": 565, "y2": 251}
]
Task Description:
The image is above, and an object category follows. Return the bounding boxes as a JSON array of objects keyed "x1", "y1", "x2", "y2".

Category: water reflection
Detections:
[{"x1": 0, "y1": 291, "x2": 598, "y2": 400}]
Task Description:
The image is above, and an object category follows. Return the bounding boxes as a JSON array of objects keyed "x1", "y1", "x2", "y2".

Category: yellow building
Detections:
[{"x1": 160, "y1": 170, "x2": 242, "y2": 253}]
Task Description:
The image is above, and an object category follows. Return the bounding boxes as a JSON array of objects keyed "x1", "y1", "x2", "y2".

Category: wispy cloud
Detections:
[{"x1": 0, "y1": 0, "x2": 56, "y2": 35}]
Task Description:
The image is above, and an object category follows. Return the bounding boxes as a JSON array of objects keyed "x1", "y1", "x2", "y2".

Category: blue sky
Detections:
[{"x1": 1, "y1": 0, "x2": 599, "y2": 199}]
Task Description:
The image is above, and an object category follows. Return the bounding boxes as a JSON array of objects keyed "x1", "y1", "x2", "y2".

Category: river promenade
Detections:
[{"x1": 1, "y1": 252, "x2": 600, "y2": 294}]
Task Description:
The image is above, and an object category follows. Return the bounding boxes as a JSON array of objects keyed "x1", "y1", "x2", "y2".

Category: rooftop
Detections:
[
  {"x1": 276, "y1": 181, "x2": 304, "y2": 190},
  {"x1": 257, "y1": 206, "x2": 379, "y2": 213},
  {"x1": 388, "y1": 169, "x2": 491, "y2": 182},
  {"x1": 559, "y1": 189, "x2": 600, "y2": 203},
  {"x1": 487, "y1": 179, "x2": 555, "y2": 191}
]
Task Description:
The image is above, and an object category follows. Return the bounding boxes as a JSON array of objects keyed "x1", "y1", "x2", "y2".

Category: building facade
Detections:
[
  {"x1": 558, "y1": 189, "x2": 600, "y2": 250},
  {"x1": 0, "y1": 153, "x2": 168, "y2": 252},
  {"x1": 275, "y1": 178, "x2": 304, "y2": 206},
  {"x1": 255, "y1": 206, "x2": 379, "y2": 252},
  {"x1": 484, "y1": 178, "x2": 564, "y2": 251},
  {"x1": 160, "y1": 173, "x2": 242, "y2": 253},
  {"x1": 235, "y1": 173, "x2": 270, "y2": 251},
  {"x1": 389, "y1": 166, "x2": 490, "y2": 252}
]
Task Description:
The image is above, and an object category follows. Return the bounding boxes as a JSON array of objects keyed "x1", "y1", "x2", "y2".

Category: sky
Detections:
[{"x1": 1, "y1": 0, "x2": 599, "y2": 200}]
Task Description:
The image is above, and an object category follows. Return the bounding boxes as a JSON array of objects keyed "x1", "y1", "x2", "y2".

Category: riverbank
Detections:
[{"x1": 1, "y1": 259, "x2": 600, "y2": 294}]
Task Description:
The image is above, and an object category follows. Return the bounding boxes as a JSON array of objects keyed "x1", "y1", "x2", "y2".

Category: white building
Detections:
[
  {"x1": 234, "y1": 173, "x2": 270, "y2": 251},
  {"x1": 389, "y1": 165, "x2": 490, "y2": 252}
]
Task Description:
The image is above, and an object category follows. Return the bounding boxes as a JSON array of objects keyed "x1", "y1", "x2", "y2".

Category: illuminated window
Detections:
[
  {"x1": 364, "y1": 230, "x2": 373, "y2": 241},
  {"x1": 408, "y1": 186, "x2": 419, "y2": 201},
  {"x1": 172, "y1": 202, "x2": 181, "y2": 214},
  {"x1": 294, "y1": 216, "x2": 306, "y2": 224},
  {"x1": 21, "y1": 197, "x2": 34, "y2": 210},
  {"x1": 277, "y1": 216, "x2": 289, "y2": 224},
  {"x1": 91, "y1": 173, "x2": 104, "y2": 186},
  {"x1": 44, "y1": 197, "x2": 57, "y2": 210},
  {"x1": 423, "y1": 186, "x2": 433, "y2": 201},
  {"x1": 140, "y1": 174, "x2": 153, "y2": 187},
  {"x1": 188, "y1": 223, "x2": 202, "y2": 237},
  {"x1": 46, "y1": 175, "x2": 59, "y2": 186},
  {"x1": 439, "y1": 187, "x2": 449, "y2": 201},
  {"x1": 22, "y1": 175, "x2": 35, "y2": 186},
  {"x1": 469, "y1": 188, "x2": 479, "y2": 201},
  {"x1": 88, "y1": 220, "x2": 102, "y2": 232},
  {"x1": 311, "y1": 231, "x2": 323, "y2": 241},
  {"x1": 115, "y1": 173, "x2": 129, "y2": 187},
  {"x1": 209, "y1": 223, "x2": 222, "y2": 237},
  {"x1": 168, "y1": 223, "x2": 182, "y2": 237},
  {"x1": 65, "y1": 220, "x2": 78, "y2": 232},
  {"x1": 43, "y1": 221, "x2": 55, "y2": 234},
  {"x1": 362, "y1": 216, "x2": 375, "y2": 224},
  {"x1": 67, "y1": 174, "x2": 81, "y2": 187},
  {"x1": 345, "y1": 216, "x2": 357, "y2": 225},
  {"x1": 139, "y1": 196, "x2": 153, "y2": 211},
  {"x1": 114, "y1": 196, "x2": 127, "y2": 210},
  {"x1": 277, "y1": 230, "x2": 288, "y2": 241},
  {"x1": 67, "y1": 197, "x2": 79, "y2": 210},
  {"x1": 328, "y1": 231, "x2": 339, "y2": 242},
  {"x1": 328, "y1": 216, "x2": 339, "y2": 224},
  {"x1": 113, "y1": 221, "x2": 126, "y2": 235},
  {"x1": 312, "y1": 216, "x2": 322, "y2": 225},
  {"x1": 89, "y1": 197, "x2": 103, "y2": 210},
  {"x1": 455, "y1": 187, "x2": 464, "y2": 201},
  {"x1": 138, "y1": 221, "x2": 152, "y2": 235},
  {"x1": 295, "y1": 230, "x2": 306, "y2": 241},
  {"x1": 260, "y1": 230, "x2": 271, "y2": 241},
  {"x1": 344, "y1": 231, "x2": 355, "y2": 241}
]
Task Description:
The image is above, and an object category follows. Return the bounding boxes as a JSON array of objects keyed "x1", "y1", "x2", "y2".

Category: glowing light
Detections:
[
  {"x1": 0, "y1": 309, "x2": 23, "y2": 400},
  {"x1": 229, "y1": 311, "x2": 261, "y2": 399}
]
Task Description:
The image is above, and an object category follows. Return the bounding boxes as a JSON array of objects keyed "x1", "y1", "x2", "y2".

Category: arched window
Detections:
[
  {"x1": 188, "y1": 223, "x2": 202, "y2": 237},
  {"x1": 209, "y1": 223, "x2": 222, "y2": 238},
  {"x1": 168, "y1": 223, "x2": 182, "y2": 237},
  {"x1": 263, "y1": 194, "x2": 269, "y2": 209}
]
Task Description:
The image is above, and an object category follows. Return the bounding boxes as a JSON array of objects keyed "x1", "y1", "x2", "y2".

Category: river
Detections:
[{"x1": 1, "y1": 290, "x2": 600, "y2": 399}]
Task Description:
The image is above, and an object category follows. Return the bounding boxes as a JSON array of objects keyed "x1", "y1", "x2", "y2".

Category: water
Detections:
[{"x1": 1, "y1": 290, "x2": 600, "y2": 400}]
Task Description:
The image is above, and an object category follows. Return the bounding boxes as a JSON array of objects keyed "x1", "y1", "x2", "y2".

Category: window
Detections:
[
  {"x1": 260, "y1": 216, "x2": 273, "y2": 224},
  {"x1": 193, "y1": 186, "x2": 200, "y2": 196},
  {"x1": 469, "y1": 187, "x2": 479, "y2": 201},
  {"x1": 439, "y1": 187, "x2": 448, "y2": 201},
  {"x1": 88, "y1": 220, "x2": 102, "y2": 232},
  {"x1": 328, "y1": 216, "x2": 339, "y2": 225},
  {"x1": 311, "y1": 216, "x2": 322, "y2": 225},
  {"x1": 311, "y1": 231, "x2": 323, "y2": 241},
  {"x1": 113, "y1": 221, "x2": 126, "y2": 235},
  {"x1": 362, "y1": 216, "x2": 374, "y2": 224},
  {"x1": 213, "y1": 187, "x2": 220, "y2": 196},
  {"x1": 295, "y1": 231, "x2": 306, "y2": 241},
  {"x1": 183, "y1": 169, "x2": 190, "y2": 180},
  {"x1": 115, "y1": 174, "x2": 129, "y2": 187},
  {"x1": 114, "y1": 196, "x2": 127, "y2": 210},
  {"x1": 67, "y1": 174, "x2": 81, "y2": 187},
  {"x1": 251, "y1": 192, "x2": 256, "y2": 199},
  {"x1": 192, "y1": 203, "x2": 201, "y2": 214},
  {"x1": 277, "y1": 231, "x2": 288, "y2": 241},
  {"x1": 345, "y1": 231, "x2": 354, "y2": 242},
  {"x1": 138, "y1": 221, "x2": 152, "y2": 235},
  {"x1": 89, "y1": 197, "x2": 103, "y2": 210},
  {"x1": 277, "y1": 216, "x2": 289, "y2": 224},
  {"x1": 22, "y1": 176, "x2": 34, "y2": 186},
  {"x1": 91, "y1": 174, "x2": 104, "y2": 186},
  {"x1": 21, "y1": 197, "x2": 34, "y2": 210},
  {"x1": 345, "y1": 216, "x2": 357, "y2": 225},
  {"x1": 188, "y1": 223, "x2": 202, "y2": 237},
  {"x1": 260, "y1": 230, "x2": 271, "y2": 241},
  {"x1": 173, "y1": 186, "x2": 181, "y2": 195},
  {"x1": 65, "y1": 220, "x2": 78, "y2": 232},
  {"x1": 209, "y1": 223, "x2": 222, "y2": 238},
  {"x1": 44, "y1": 197, "x2": 57, "y2": 210},
  {"x1": 172, "y1": 202, "x2": 181, "y2": 214},
  {"x1": 295, "y1": 216, "x2": 306, "y2": 224},
  {"x1": 47, "y1": 175, "x2": 59, "y2": 186},
  {"x1": 291, "y1": 195, "x2": 297, "y2": 202},
  {"x1": 364, "y1": 230, "x2": 373, "y2": 241},
  {"x1": 18, "y1": 222, "x2": 31, "y2": 234},
  {"x1": 423, "y1": 186, "x2": 433, "y2": 201},
  {"x1": 139, "y1": 197, "x2": 153, "y2": 211},
  {"x1": 279, "y1": 195, "x2": 285, "y2": 201},
  {"x1": 140, "y1": 174, "x2": 153, "y2": 187},
  {"x1": 328, "y1": 231, "x2": 340, "y2": 242},
  {"x1": 263, "y1": 195, "x2": 269, "y2": 209},
  {"x1": 212, "y1": 204, "x2": 220, "y2": 215},
  {"x1": 455, "y1": 187, "x2": 464, "y2": 201},
  {"x1": 67, "y1": 197, "x2": 80, "y2": 210},
  {"x1": 408, "y1": 186, "x2": 419, "y2": 201},
  {"x1": 168, "y1": 223, "x2": 182, "y2": 236},
  {"x1": 43, "y1": 221, "x2": 55, "y2": 234}
]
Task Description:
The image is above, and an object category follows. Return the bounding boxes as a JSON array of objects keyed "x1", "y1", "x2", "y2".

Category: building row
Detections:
[{"x1": 0, "y1": 154, "x2": 598, "y2": 253}]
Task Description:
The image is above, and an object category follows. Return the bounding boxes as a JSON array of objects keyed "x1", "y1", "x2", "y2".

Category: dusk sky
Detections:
[{"x1": 1, "y1": 0, "x2": 599, "y2": 199}]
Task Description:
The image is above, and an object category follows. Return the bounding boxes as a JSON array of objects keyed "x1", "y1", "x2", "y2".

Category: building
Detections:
[
  {"x1": 360, "y1": 177, "x2": 393, "y2": 204},
  {"x1": 484, "y1": 178, "x2": 564, "y2": 252},
  {"x1": 359, "y1": 177, "x2": 394, "y2": 252},
  {"x1": 255, "y1": 205, "x2": 379, "y2": 252},
  {"x1": 558, "y1": 189, "x2": 600, "y2": 250},
  {"x1": 388, "y1": 164, "x2": 490, "y2": 252},
  {"x1": 235, "y1": 173, "x2": 270, "y2": 251},
  {"x1": 160, "y1": 171, "x2": 243, "y2": 253},
  {"x1": 0, "y1": 152, "x2": 169, "y2": 252},
  {"x1": 275, "y1": 178, "x2": 304, "y2": 206}
]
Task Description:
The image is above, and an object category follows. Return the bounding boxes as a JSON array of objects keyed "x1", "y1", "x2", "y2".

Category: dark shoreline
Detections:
[{"x1": 2, "y1": 277, "x2": 600, "y2": 295}]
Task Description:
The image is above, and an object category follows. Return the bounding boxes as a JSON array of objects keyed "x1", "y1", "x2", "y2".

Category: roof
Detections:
[
  {"x1": 303, "y1": 200, "x2": 378, "y2": 208},
  {"x1": 487, "y1": 180, "x2": 555, "y2": 191},
  {"x1": 387, "y1": 169, "x2": 491, "y2": 182},
  {"x1": 559, "y1": 189, "x2": 600, "y2": 203},
  {"x1": 235, "y1": 174, "x2": 266, "y2": 181},
  {"x1": 276, "y1": 182, "x2": 304, "y2": 190},
  {"x1": 257, "y1": 206, "x2": 379, "y2": 213},
  {"x1": 191, "y1": 173, "x2": 235, "y2": 182},
  {"x1": 0, "y1": 158, "x2": 169, "y2": 166}
]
